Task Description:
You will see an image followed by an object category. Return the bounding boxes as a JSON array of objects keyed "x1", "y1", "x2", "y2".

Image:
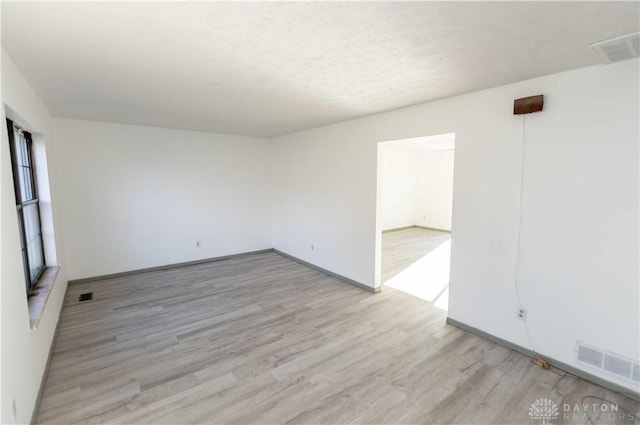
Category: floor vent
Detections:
[
  {"x1": 591, "y1": 32, "x2": 640, "y2": 64},
  {"x1": 79, "y1": 292, "x2": 93, "y2": 302},
  {"x1": 576, "y1": 341, "x2": 639, "y2": 383}
]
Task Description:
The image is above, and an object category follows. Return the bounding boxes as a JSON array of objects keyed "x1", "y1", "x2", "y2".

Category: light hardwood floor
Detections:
[
  {"x1": 37, "y1": 236, "x2": 639, "y2": 424},
  {"x1": 382, "y1": 227, "x2": 451, "y2": 285}
]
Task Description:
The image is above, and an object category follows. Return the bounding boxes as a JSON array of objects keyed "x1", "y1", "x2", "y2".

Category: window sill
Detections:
[{"x1": 28, "y1": 266, "x2": 60, "y2": 330}]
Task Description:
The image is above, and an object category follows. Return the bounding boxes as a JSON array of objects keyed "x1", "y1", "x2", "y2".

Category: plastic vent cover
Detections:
[
  {"x1": 592, "y1": 32, "x2": 640, "y2": 63},
  {"x1": 577, "y1": 344, "x2": 603, "y2": 368},
  {"x1": 576, "y1": 341, "x2": 639, "y2": 384}
]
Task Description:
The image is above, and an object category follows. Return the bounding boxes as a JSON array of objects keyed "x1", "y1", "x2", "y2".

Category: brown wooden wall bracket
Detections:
[{"x1": 514, "y1": 95, "x2": 544, "y2": 115}]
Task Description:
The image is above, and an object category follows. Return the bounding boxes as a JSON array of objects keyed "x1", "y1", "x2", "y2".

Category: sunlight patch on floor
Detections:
[{"x1": 385, "y1": 239, "x2": 450, "y2": 311}]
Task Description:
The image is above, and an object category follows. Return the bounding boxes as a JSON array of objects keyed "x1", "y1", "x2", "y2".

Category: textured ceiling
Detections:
[{"x1": 2, "y1": 2, "x2": 639, "y2": 138}]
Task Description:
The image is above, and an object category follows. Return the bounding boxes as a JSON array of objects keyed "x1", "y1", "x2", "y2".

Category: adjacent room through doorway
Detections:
[{"x1": 377, "y1": 134, "x2": 455, "y2": 311}]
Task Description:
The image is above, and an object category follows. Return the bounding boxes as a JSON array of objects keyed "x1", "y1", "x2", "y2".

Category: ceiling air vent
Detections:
[
  {"x1": 591, "y1": 32, "x2": 640, "y2": 64},
  {"x1": 576, "y1": 341, "x2": 639, "y2": 384}
]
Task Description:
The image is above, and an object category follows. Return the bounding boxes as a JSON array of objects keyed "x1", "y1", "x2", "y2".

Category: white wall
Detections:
[
  {"x1": 53, "y1": 119, "x2": 272, "y2": 281},
  {"x1": 272, "y1": 59, "x2": 639, "y2": 392},
  {"x1": 380, "y1": 146, "x2": 454, "y2": 232},
  {"x1": 414, "y1": 150, "x2": 455, "y2": 231},
  {"x1": 380, "y1": 148, "x2": 416, "y2": 230},
  {"x1": 1, "y1": 50, "x2": 68, "y2": 424}
]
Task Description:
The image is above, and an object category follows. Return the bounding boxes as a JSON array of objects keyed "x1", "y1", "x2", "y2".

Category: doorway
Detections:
[{"x1": 375, "y1": 133, "x2": 455, "y2": 311}]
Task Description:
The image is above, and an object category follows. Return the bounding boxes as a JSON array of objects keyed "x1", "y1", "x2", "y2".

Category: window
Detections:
[{"x1": 7, "y1": 119, "x2": 46, "y2": 294}]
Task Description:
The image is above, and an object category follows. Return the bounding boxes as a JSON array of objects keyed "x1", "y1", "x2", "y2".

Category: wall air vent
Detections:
[
  {"x1": 591, "y1": 32, "x2": 640, "y2": 64},
  {"x1": 577, "y1": 344, "x2": 603, "y2": 368},
  {"x1": 576, "y1": 341, "x2": 639, "y2": 383}
]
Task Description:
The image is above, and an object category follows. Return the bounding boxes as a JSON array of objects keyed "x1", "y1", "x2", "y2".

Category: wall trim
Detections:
[
  {"x1": 415, "y1": 225, "x2": 451, "y2": 233},
  {"x1": 68, "y1": 248, "x2": 379, "y2": 295},
  {"x1": 382, "y1": 225, "x2": 415, "y2": 233},
  {"x1": 273, "y1": 249, "x2": 379, "y2": 294},
  {"x1": 382, "y1": 225, "x2": 451, "y2": 233},
  {"x1": 30, "y1": 282, "x2": 67, "y2": 425},
  {"x1": 446, "y1": 317, "x2": 640, "y2": 401},
  {"x1": 68, "y1": 249, "x2": 274, "y2": 284}
]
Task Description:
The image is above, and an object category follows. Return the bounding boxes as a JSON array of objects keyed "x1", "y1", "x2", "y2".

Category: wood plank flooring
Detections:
[
  {"x1": 37, "y1": 241, "x2": 639, "y2": 424},
  {"x1": 382, "y1": 227, "x2": 451, "y2": 284}
]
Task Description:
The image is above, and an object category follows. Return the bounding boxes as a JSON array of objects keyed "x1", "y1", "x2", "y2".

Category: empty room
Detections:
[{"x1": 1, "y1": 2, "x2": 639, "y2": 424}]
